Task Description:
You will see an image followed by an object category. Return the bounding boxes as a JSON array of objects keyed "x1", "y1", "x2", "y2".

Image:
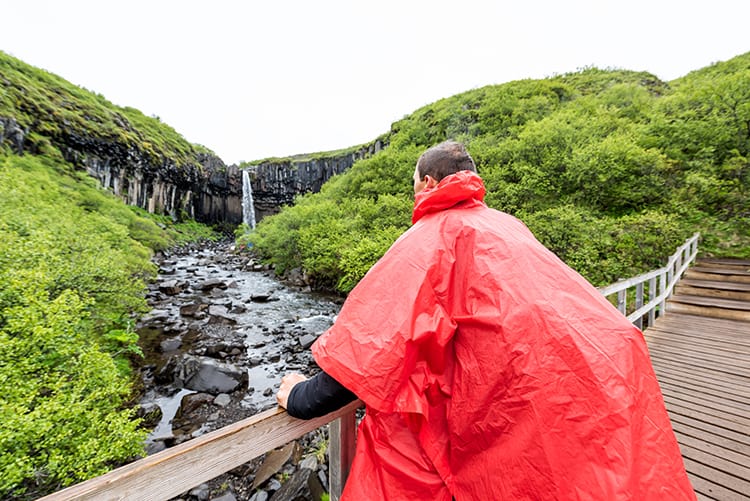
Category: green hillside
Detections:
[
  {"x1": 0, "y1": 53, "x2": 219, "y2": 499},
  {"x1": 247, "y1": 54, "x2": 750, "y2": 293}
]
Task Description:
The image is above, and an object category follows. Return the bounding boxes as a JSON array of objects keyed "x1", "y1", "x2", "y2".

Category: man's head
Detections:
[{"x1": 413, "y1": 141, "x2": 477, "y2": 194}]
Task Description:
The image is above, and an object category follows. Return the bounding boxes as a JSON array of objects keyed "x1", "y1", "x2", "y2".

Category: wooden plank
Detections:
[
  {"x1": 679, "y1": 278, "x2": 750, "y2": 292},
  {"x1": 659, "y1": 383, "x2": 749, "y2": 417},
  {"x1": 648, "y1": 351, "x2": 750, "y2": 389},
  {"x1": 675, "y1": 284, "x2": 750, "y2": 302},
  {"x1": 654, "y1": 313, "x2": 750, "y2": 333},
  {"x1": 646, "y1": 330, "x2": 750, "y2": 358},
  {"x1": 662, "y1": 398, "x2": 748, "y2": 435},
  {"x1": 653, "y1": 367, "x2": 750, "y2": 405},
  {"x1": 656, "y1": 372, "x2": 750, "y2": 408},
  {"x1": 679, "y1": 445, "x2": 750, "y2": 499},
  {"x1": 646, "y1": 338, "x2": 750, "y2": 369},
  {"x1": 645, "y1": 334, "x2": 750, "y2": 361},
  {"x1": 668, "y1": 411, "x2": 750, "y2": 450},
  {"x1": 682, "y1": 456, "x2": 747, "y2": 501},
  {"x1": 646, "y1": 333, "x2": 750, "y2": 360},
  {"x1": 697, "y1": 258, "x2": 750, "y2": 269},
  {"x1": 646, "y1": 345, "x2": 750, "y2": 378},
  {"x1": 656, "y1": 310, "x2": 750, "y2": 326},
  {"x1": 671, "y1": 420, "x2": 750, "y2": 460},
  {"x1": 669, "y1": 294, "x2": 750, "y2": 311},
  {"x1": 646, "y1": 325, "x2": 750, "y2": 349},
  {"x1": 675, "y1": 435, "x2": 750, "y2": 488},
  {"x1": 686, "y1": 269, "x2": 750, "y2": 284},
  {"x1": 689, "y1": 266, "x2": 750, "y2": 277},
  {"x1": 39, "y1": 400, "x2": 363, "y2": 501}
]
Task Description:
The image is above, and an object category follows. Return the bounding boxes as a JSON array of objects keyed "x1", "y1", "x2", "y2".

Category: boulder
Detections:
[
  {"x1": 179, "y1": 302, "x2": 208, "y2": 317},
  {"x1": 179, "y1": 356, "x2": 248, "y2": 394},
  {"x1": 199, "y1": 278, "x2": 228, "y2": 291},
  {"x1": 159, "y1": 280, "x2": 183, "y2": 295},
  {"x1": 207, "y1": 304, "x2": 237, "y2": 325},
  {"x1": 269, "y1": 455, "x2": 323, "y2": 501}
]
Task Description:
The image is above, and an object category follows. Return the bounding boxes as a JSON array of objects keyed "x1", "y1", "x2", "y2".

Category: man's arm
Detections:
[{"x1": 277, "y1": 370, "x2": 357, "y2": 419}]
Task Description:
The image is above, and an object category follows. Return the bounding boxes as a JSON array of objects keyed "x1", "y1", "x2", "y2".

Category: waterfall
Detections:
[{"x1": 242, "y1": 170, "x2": 256, "y2": 230}]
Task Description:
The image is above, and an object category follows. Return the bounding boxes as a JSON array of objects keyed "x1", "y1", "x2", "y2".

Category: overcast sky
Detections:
[{"x1": 1, "y1": 0, "x2": 748, "y2": 165}]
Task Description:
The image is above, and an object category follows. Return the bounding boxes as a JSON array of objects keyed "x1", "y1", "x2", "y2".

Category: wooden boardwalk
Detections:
[{"x1": 644, "y1": 259, "x2": 750, "y2": 500}]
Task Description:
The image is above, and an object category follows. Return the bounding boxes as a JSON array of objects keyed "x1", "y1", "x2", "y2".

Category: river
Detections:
[{"x1": 135, "y1": 241, "x2": 343, "y2": 454}]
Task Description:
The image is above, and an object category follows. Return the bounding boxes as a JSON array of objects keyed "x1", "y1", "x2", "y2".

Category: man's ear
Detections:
[{"x1": 425, "y1": 175, "x2": 438, "y2": 189}]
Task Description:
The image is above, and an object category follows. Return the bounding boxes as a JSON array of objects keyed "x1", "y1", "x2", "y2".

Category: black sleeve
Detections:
[{"x1": 286, "y1": 370, "x2": 357, "y2": 420}]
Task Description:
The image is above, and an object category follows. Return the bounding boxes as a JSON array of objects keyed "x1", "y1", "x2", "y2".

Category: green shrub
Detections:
[
  {"x1": 0, "y1": 153, "x2": 203, "y2": 497},
  {"x1": 245, "y1": 54, "x2": 750, "y2": 294}
]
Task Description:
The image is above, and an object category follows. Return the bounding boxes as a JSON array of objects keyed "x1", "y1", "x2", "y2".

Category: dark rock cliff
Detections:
[
  {"x1": 2, "y1": 114, "x2": 242, "y2": 224},
  {"x1": 2, "y1": 113, "x2": 384, "y2": 225},
  {"x1": 246, "y1": 139, "x2": 385, "y2": 221}
]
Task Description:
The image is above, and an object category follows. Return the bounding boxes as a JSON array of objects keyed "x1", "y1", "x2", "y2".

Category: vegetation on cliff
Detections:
[
  {"x1": 247, "y1": 54, "x2": 750, "y2": 293},
  {"x1": 0, "y1": 50, "x2": 212, "y2": 169}
]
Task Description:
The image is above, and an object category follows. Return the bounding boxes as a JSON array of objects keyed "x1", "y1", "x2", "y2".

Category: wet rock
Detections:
[
  {"x1": 269, "y1": 455, "x2": 323, "y2": 501},
  {"x1": 230, "y1": 303, "x2": 247, "y2": 314},
  {"x1": 137, "y1": 402, "x2": 163, "y2": 429},
  {"x1": 189, "y1": 483, "x2": 210, "y2": 501},
  {"x1": 207, "y1": 305, "x2": 237, "y2": 325},
  {"x1": 159, "y1": 280, "x2": 183, "y2": 295},
  {"x1": 180, "y1": 302, "x2": 208, "y2": 317},
  {"x1": 155, "y1": 356, "x2": 179, "y2": 384},
  {"x1": 298, "y1": 334, "x2": 317, "y2": 350},
  {"x1": 172, "y1": 392, "x2": 214, "y2": 435},
  {"x1": 160, "y1": 266, "x2": 176, "y2": 275},
  {"x1": 266, "y1": 479, "x2": 282, "y2": 492},
  {"x1": 199, "y1": 278, "x2": 228, "y2": 291},
  {"x1": 146, "y1": 440, "x2": 167, "y2": 455},
  {"x1": 205, "y1": 343, "x2": 245, "y2": 359},
  {"x1": 214, "y1": 393, "x2": 231, "y2": 407},
  {"x1": 144, "y1": 309, "x2": 171, "y2": 323},
  {"x1": 179, "y1": 356, "x2": 248, "y2": 394},
  {"x1": 249, "y1": 491, "x2": 269, "y2": 501},
  {"x1": 179, "y1": 392, "x2": 215, "y2": 416},
  {"x1": 159, "y1": 337, "x2": 183, "y2": 353},
  {"x1": 212, "y1": 492, "x2": 237, "y2": 501},
  {"x1": 250, "y1": 293, "x2": 273, "y2": 303}
]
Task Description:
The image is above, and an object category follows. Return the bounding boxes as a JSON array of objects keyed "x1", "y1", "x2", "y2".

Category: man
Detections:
[{"x1": 277, "y1": 141, "x2": 695, "y2": 500}]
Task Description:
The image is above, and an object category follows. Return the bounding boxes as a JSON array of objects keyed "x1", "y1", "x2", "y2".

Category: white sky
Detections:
[{"x1": 1, "y1": 0, "x2": 748, "y2": 165}]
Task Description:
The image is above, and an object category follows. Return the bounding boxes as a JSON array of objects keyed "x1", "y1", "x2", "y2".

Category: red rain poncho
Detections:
[{"x1": 312, "y1": 171, "x2": 695, "y2": 500}]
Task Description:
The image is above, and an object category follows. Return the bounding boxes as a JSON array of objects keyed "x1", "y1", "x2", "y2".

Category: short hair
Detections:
[{"x1": 416, "y1": 141, "x2": 477, "y2": 181}]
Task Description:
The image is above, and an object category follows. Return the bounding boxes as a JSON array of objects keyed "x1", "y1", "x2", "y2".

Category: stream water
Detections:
[{"x1": 135, "y1": 242, "x2": 342, "y2": 451}]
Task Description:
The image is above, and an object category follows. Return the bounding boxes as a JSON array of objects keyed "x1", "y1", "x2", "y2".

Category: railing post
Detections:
[
  {"x1": 658, "y1": 270, "x2": 667, "y2": 319},
  {"x1": 617, "y1": 289, "x2": 627, "y2": 315},
  {"x1": 634, "y1": 282, "x2": 644, "y2": 329},
  {"x1": 329, "y1": 408, "x2": 357, "y2": 500},
  {"x1": 648, "y1": 276, "x2": 657, "y2": 326}
]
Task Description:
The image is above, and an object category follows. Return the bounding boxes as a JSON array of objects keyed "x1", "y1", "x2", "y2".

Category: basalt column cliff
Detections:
[
  {"x1": 0, "y1": 115, "x2": 243, "y2": 224},
  {"x1": 245, "y1": 140, "x2": 385, "y2": 221}
]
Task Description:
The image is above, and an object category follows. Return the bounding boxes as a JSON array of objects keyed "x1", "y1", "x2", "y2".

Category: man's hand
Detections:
[{"x1": 276, "y1": 373, "x2": 308, "y2": 409}]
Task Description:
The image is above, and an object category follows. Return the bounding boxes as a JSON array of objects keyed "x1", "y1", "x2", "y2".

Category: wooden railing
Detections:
[
  {"x1": 597, "y1": 233, "x2": 700, "y2": 329},
  {"x1": 39, "y1": 400, "x2": 361, "y2": 501},
  {"x1": 39, "y1": 233, "x2": 701, "y2": 501}
]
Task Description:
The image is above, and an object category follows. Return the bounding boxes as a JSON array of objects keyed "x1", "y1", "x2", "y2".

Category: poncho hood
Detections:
[{"x1": 412, "y1": 170, "x2": 486, "y2": 224}]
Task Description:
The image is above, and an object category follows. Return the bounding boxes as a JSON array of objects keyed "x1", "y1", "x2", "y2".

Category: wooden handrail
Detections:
[
  {"x1": 39, "y1": 400, "x2": 362, "y2": 501},
  {"x1": 597, "y1": 233, "x2": 700, "y2": 328}
]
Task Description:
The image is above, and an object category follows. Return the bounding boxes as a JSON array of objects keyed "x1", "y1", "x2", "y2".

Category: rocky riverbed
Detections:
[{"x1": 135, "y1": 240, "x2": 344, "y2": 501}]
